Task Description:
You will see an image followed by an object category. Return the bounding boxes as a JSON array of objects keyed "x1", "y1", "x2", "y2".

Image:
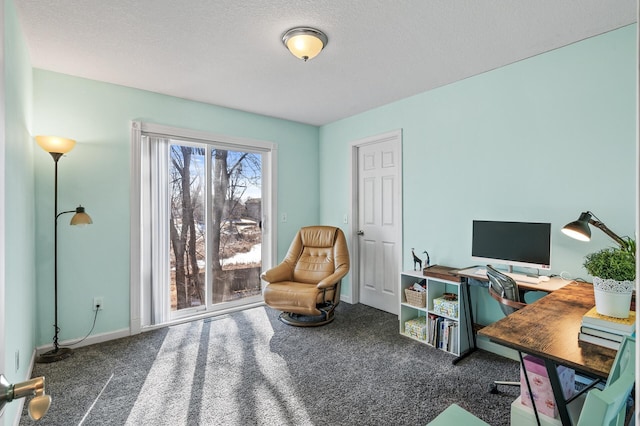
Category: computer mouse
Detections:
[{"x1": 539, "y1": 276, "x2": 550, "y2": 282}]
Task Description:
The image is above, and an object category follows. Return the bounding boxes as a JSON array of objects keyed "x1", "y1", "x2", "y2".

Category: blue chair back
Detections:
[{"x1": 577, "y1": 335, "x2": 636, "y2": 426}]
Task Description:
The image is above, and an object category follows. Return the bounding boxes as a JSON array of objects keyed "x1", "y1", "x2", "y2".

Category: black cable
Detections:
[{"x1": 62, "y1": 306, "x2": 100, "y2": 348}]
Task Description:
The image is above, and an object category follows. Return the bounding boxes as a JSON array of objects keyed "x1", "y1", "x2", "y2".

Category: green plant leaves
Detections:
[{"x1": 583, "y1": 243, "x2": 636, "y2": 281}]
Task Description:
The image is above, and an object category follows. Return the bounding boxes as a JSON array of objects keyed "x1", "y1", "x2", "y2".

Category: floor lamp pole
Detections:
[
  {"x1": 37, "y1": 152, "x2": 72, "y2": 363},
  {"x1": 53, "y1": 154, "x2": 61, "y2": 352}
]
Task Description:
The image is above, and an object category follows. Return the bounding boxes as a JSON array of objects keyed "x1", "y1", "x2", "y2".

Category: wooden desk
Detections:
[
  {"x1": 479, "y1": 282, "x2": 617, "y2": 425},
  {"x1": 452, "y1": 267, "x2": 571, "y2": 364}
]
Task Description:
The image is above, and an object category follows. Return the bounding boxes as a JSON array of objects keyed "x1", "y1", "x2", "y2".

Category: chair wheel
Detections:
[{"x1": 489, "y1": 383, "x2": 499, "y2": 394}]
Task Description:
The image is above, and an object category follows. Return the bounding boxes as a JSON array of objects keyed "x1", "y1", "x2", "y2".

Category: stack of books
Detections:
[
  {"x1": 578, "y1": 307, "x2": 636, "y2": 350},
  {"x1": 427, "y1": 314, "x2": 459, "y2": 353}
]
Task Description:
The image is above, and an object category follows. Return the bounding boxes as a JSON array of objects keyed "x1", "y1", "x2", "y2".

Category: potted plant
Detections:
[{"x1": 583, "y1": 238, "x2": 635, "y2": 318}]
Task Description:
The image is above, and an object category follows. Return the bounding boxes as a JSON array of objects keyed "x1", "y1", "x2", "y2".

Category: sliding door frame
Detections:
[{"x1": 130, "y1": 121, "x2": 277, "y2": 333}]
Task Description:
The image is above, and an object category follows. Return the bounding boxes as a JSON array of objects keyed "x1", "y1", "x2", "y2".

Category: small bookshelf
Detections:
[{"x1": 399, "y1": 269, "x2": 469, "y2": 356}]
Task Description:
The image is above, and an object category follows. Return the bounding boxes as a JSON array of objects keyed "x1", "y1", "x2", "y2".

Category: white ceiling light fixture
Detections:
[{"x1": 282, "y1": 27, "x2": 328, "y2": 62}]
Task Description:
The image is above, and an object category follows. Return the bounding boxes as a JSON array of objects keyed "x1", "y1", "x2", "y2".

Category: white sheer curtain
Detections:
[
  {"x1": 142, "y1": 135, "x2": 170, "y2": 325},
  {"x1": 150, "y1": 136, "x2": 170, "y2": 325}
]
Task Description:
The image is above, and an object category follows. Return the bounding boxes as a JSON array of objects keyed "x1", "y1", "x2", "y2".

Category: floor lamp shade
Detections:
[
  {"x1": 35, "y1": 135, "x2": 76, "y2": 154},
  {"x1": 36, "y1": 135, "x2": 92, "y2": 363},
  {"x1": 70, "y1": 206, "x2": 92, "y2": 225}
]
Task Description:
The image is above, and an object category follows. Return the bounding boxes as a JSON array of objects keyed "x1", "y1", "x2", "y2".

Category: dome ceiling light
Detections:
[{"x1": 282, "y1": 27, "x2": 328, "y2": 62}]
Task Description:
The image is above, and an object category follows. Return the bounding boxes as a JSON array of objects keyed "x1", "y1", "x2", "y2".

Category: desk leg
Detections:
[
  {"x1": 452, "y1": 279, "x2": 477, "y2": 365},
  {"x1": 543, "y1": 358, "x2": 572, "y2": 426}
]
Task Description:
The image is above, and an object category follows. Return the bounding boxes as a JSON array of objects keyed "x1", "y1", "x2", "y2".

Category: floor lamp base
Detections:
[{"x1": 36, "y1": 347, "x2": 72, "y2": 364}]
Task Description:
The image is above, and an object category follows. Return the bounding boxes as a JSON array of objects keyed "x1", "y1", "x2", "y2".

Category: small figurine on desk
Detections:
[
  {"x1": 423, "y1": 250, "x2": 430, "y2": 268},
  {"x1": 412, "y1": 249, "x2": 431, "y2": 271},
  {"x1": 411, "y1": 248, "x2": 422, "y2": 271}
]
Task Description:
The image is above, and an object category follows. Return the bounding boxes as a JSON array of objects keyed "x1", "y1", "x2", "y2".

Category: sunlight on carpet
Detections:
[
  {"x1": 124, "y1": 308, "x2": 312, "y2": 425},
  {"x1": 78, "y1": 373, "x2": 114, "y2": 425}
]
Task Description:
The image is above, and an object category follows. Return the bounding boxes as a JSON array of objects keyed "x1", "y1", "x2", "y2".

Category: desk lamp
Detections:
[{"x1": 561, "y1": 211, "x2": 627, "y2": 249}]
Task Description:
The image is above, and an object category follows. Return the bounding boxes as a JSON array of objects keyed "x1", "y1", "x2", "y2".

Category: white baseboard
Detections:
[
  {"x1": 9, "y1": 397, "x2": 25, "y2": 426},
  {"x1": 9, "y1": 392, "x2": 25, "y2": 426},
  {"x1": 6, "y1": 350, "x2": 36, "y2": 426},
  {"x1": 35, "y1": 328, "x2": 131, "y2": 355}
]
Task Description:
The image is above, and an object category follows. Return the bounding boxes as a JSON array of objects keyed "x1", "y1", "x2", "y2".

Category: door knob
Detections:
[{"x1": 357, "y1": 230, "x2": 364, "y2": 235}]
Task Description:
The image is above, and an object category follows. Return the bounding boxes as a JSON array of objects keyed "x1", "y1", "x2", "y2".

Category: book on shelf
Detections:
[
  {"x1": 447, "y1": 321, "x2": 459, "y2": 353},
  {"x1": 578, "y1": 332, "x2": 621, "y2": 350},
  {"x1": 579, "y1": 325, "x2": 625, "y2": 342},
  {"x1": 581, "y1": 307, "x2": 635, "y2": 334},
  {"x1": 428, "y1": 314, "x2": 439, "y2": 346},
  {"x1": 439, "y1": 320, "x2": 448, "y2": 350}
]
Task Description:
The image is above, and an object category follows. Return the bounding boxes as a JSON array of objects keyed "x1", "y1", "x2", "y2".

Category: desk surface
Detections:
[
  {"x1": 456, "y1": 266, "x2": 570, "y2": 292},
  {"x1": 478, "y1": 282, "x2": 616, "y2": 379}
]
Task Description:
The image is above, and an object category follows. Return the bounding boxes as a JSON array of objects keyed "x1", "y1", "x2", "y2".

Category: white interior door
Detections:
[{"x1": 353, "y1": 130, "x2": 402, "y2": 314}]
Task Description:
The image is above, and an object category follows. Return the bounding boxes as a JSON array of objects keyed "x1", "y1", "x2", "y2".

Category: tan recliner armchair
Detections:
[{"x1": 262, "y1": 225, "x2": 350, "y2": 326}]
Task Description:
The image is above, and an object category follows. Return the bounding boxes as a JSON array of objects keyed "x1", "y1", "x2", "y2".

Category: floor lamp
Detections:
[{"x1": 35, "y1": 136, "x2": 93, "y2": 364}]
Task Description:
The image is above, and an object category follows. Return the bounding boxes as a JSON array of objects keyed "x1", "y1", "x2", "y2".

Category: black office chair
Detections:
[
  {"x1": 486, "y1": 265, "x2": 526, "y2": 316},
  {"x1": 485, "y1": 265, "x2": 527, "y2": 394}
]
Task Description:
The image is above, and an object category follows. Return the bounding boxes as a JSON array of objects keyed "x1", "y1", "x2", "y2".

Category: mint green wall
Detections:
[
  {"x1": 3, "y1": 0, "x2": 36, "y2": 423},
  {"x1": 319, "y1": 25, "x2": 637, "y2": 324},
  {"x1": 33, "y1": 71, "x2": 319, "y2": 345}
]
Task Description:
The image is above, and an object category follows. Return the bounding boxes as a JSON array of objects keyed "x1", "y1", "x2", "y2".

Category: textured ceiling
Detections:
[{"x1": 14, "y1": 0, "x2": 638, "y2": 126}]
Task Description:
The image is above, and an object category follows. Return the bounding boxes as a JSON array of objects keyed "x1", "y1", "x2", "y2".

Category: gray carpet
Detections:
[{"x1": 20, "y1": 303, "x2": 520, "y2": 425}]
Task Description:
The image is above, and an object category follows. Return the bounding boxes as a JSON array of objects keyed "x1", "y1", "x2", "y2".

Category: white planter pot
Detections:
[{"x1": 593, "y1": 277, "x2": 634, "y2": 318}]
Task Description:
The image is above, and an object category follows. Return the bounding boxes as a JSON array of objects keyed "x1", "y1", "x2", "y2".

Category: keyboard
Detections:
[
  {"x1": 473, "y1": 268, "x2": 544, "y2": 284},
  {"x1": 505, "y1": 272, "x2": 541, "y2": 284}
]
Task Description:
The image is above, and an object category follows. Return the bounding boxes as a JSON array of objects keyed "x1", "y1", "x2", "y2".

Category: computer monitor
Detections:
[{"x1": 471, "y1": 220, "x2": 552, "y2": 271}]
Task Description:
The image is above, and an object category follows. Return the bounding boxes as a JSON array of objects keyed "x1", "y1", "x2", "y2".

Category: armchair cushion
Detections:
[{"x1": 263, "y1": 281, "x2": 337, "y2": 316}]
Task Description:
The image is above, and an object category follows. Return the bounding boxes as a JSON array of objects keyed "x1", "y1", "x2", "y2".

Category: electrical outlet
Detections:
[
  {"x1": 281, "y1": 212, "x2": 287, "y2": 222},
  {"x1": 93, "y1": 297, "x2": 104, "y2": 311},
  {"x1": 343, "y1": 214, "x2": 348, "y2": 224}
]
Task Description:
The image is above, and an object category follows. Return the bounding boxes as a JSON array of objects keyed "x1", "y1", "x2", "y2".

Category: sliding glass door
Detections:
[
  {"x1": 168, "y1": 140, "x2": 264, "y2": 318},
  {"x1": 131, "y1": 121, "x2": 275, "y2": 329}
]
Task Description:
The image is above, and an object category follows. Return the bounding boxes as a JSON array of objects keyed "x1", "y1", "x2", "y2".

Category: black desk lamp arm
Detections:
[{"x1": 587, "y1": 212, "x2": 628, "y2": 249}]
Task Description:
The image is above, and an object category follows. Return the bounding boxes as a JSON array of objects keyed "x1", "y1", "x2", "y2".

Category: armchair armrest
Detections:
[
  {"x1": 316, "y1": 267, "x2": 349, "y2": 289},
  {"x1": 261, "y1": 262, "x2": 293, "y2": 283}
]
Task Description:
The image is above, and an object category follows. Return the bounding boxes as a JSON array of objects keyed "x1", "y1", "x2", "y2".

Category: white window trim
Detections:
[{"x1": 130, "y1": 121, "x2": 278, "y2": 334}]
